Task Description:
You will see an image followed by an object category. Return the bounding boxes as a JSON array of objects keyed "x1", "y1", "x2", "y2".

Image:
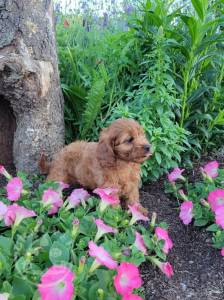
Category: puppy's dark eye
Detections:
[{"x1": 125, "y1": 137, "x2": 134, "y2": 143}]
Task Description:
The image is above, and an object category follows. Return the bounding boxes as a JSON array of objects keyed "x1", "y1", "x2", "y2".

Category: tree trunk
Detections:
[{"x1": 0, "y1": 0, "x2": 64, "y2": 174}]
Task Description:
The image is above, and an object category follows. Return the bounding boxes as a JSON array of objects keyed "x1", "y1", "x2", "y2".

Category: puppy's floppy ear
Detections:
[{"x1": 96, "y1": 128, "x2": 116, "y2": 167}]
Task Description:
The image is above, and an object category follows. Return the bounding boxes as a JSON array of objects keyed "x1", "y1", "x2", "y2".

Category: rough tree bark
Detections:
[{"x1": 0, "y1": 0, "x2": 64, "y2": 173}]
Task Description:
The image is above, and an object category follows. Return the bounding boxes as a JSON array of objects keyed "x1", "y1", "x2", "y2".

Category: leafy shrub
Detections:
[
  {"x1": 56, "y1": 0, "x2": 224, "y2": 181},
  {"x1": 166, "y1": 161, "x2": 224, "y2": 254},
  {"x1": 56, "y1": 18, "x2": 141, "y2": 143},
  {"x1": 0, "y1": 167, "x2": 173, "y2": 299},
  {"x1": 107, "y1": 28, "x2": 189, "y2": 180}
]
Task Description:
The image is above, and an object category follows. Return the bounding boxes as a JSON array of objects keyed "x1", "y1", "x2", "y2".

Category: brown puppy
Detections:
[{"x1": 41, "y1": 118, "x2": 151, "y2": 214}]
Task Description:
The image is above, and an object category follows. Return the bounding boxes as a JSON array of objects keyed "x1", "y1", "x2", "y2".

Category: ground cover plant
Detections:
[
  {"x1": 166, "y1": 161, "x2": 224, "y2": 255},
  {"x1": 56, "y1": 0, "x2": 224, "y2": 182},
  {"x1": 0, "y1": 166, "x2": 174, "y2": 300}
]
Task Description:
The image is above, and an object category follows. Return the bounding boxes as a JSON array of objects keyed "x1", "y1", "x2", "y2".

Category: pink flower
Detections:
[
  {"x1": 93, "y1": 188, "x2": 120, "y2": 212},
  {"x1": 4, "y1": 204, "x2": 36, "y2": 226},
  {"x1": 128, "y1": 204, "x2": 149, "y2": 225},
  {"x1": 155, "y1": 227, "x2": 173, "y2": 254},
  {"x1": 179, "y1": 201, "x2": 193, "y2": 225},
  {"x1": 66, "y1": 188, "x2": 90, "y2": 210},
  {"x1": 149, "y1": 256, "x2": 174, "y2": 278},
  {"x1": 88, "y1": 241, "x2": 117, "y2": 271},
  {"x1": 0, "y1": 165, "x2": 12, "y2": 180},
  {"x1": 208, "y1": 189, "x2": 224, "y2": 212},
  {"x1": 221, "y1": 248, "x2": 224, "y2": 256},
  {"x1": 122, "y1": 294, "x2": 143, "y2": 300},
  {"x1": 114, "y1": 262, "x2": 142, "y2": 295},
  {"x1": 0, "y1": 201, "x2": 8, "y2": 220},
  {"x1": 57, "y1": 181, "x2": 69, "y2": 190},
  {"x1": 42, "y1": 188, "x2": 63, "y2": 215},
  {"x1": 160, "y1": 262, "x2": 174, "y2": 278},
  {"x1": 202, "y1": 161, "x2": 219, "y2": 179},
  {"x1": 64, "y1": 19, "x2": 70, "y2": 28},
  {"x1": 38, "y1": 265, "x2": 74, "y2": 300},
  {"x1": 214, "y1": 207, "x2": 224, "y2": 229},
  {"x1": 0, "y1": 293, "x2": 9, "y2": 300},
  {"x1": 94, "y1": 218, "x2": 117, "y2": 242},
  {"x1": 6, "y1": 177, "x2": 23, "y2": 201},
  {"x1": 56, "y1": 181, "x2": 69, "y2": 195},
  {"x1": 134, "y1": 231, "x2": 147, "y2": 255},
  {"x1": 168, "y1": 168, "x2": 185, "y2": 182}
]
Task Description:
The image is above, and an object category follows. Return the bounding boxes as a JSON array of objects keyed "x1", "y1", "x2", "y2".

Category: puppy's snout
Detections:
[{"x1": 143, "y1": 144, "x2": 151, "y2": 153}]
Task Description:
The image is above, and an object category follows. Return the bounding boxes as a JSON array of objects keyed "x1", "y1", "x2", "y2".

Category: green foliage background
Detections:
[{"x1": 56, "y1": 0, "x2": 224, "y2": 181}]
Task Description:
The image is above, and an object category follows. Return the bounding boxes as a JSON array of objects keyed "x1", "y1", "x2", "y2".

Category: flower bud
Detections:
[
  {"x1": 78, "y1": 256, "x2": 86, "y2": 274},
  {"x1": 72, "y1": 218, "x2": 80, "y2": 238}
]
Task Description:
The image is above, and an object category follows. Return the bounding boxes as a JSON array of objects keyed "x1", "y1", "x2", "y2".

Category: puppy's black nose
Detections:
[{"x1": 144, "y1": 144, "x2": 150, "y2": 153}]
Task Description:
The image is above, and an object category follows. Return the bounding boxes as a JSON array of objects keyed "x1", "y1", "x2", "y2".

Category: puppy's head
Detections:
[{"x1": 96, "y1": 118, "x2": 151, "y2": 167}]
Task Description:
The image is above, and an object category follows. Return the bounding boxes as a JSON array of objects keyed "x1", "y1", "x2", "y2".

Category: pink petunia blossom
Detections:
[
  {"x1": 221, "y1": 248, "x2": 224, "y2": 257},
  {"x1": 168, "y1": 167, "x2": 185, "y2": 183},
  {"x1": 0, "y1": 201, "x2": 8, "y2": 220},
  {"x1": 57, "y1": 181, "x2": 69, "y2": 190},
  {"x1": 0, "y1": 293, "x2": 9, "y2": 300},
  {"x1": 6, "y1": 177, "x2": 23, "y2": 201},
  {"x1": 134, "y1": 231, "x2": 147, "y2": 255},
  {"x1": 114, "y1": 262, "x2": 142, "y2": 295},
  {"x1": 149, "y1": 256, "x2": 174, "y2": 278},
  {"x1": 56, "y1": 181, "x2": 70, "y2": 196},
  {"x1": 94, "y1": 218, "x2": 117, "y2": 242},
  {"x1": 122, "y1": 294, "x2": 143, "y2": 300},
  {"x1": 214, "y1": 206, "x2": 224, "y2": 229},
  {"x1": 93, "y1": 187, "x2": 120, "y2": 212},
  {"x1": 0, "y1": 165, "x2": 12, "y2": 180},
  {"x1": 66, "y1": 188, "x2": 90, "y2": 210},
  {"x1": 4, "y1": 204, "x2": 36, "y2": 226},
  {"x1": 208, "y1": 189, "x2": 224, "y2": 212},
  {"x1": 179, "y1": 201, "x2": 193, "y2": 225},
  {"x1": 128, "y1": 204, "x2": 149, "y2": 225},
  {"x1": 42, "y1": 188, "x2": 63, "y2": 215},
  {"x1": 202, "y1": 161, "x2": 219, "y2": 179},
  {"x1": 160, "y1": 262, "x2": 174, "y2": 278},
  {"x1": 38, "y1": 265, "x2": 74, "y2": 300},
  {"x1": 155, "y1": 227, "x2": 173, "y2": 254},
  {"x1": 88, "y1": 241, "x2": 118, "y2": 271}
]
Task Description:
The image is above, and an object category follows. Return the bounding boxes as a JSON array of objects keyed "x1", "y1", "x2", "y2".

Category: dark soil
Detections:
[{"x1": 140, "y1": 180, "x2": 224, "y2": 300}]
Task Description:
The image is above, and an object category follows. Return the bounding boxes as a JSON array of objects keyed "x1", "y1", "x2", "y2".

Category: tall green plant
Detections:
[
  {"x1": 173, "y1": 0, "x2": 224, "y2": 152},
  {"x1": 57, "y1": 18, "x2": 142, "y2": 143},
  {"x1": 108, "y1": 27, "x2": 189, "y2": 180}
]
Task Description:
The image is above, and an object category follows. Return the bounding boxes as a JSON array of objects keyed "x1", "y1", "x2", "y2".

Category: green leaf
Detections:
[
  {"x1": 81, "y1": 78, "x2": 105, "y2": 138},
  {"x1": 191, "y1": 0, "x2": 206, "y2": 21},
  {"x1": 206, "y1": 224, "x2": 220, "y2": 232},
  {"x1": 79, "y1": 216, "x2": 96, "y2": 237},
  {"x1": 15, "y1": 257, "x2": 27, "y2": 275},
  {"x1": 181, "y1": 15, "x2": 199, "y2": 45},
  {"x1": 49, "y1": 241, "x2": 70, "y2": 264},
  {"x1": 0, "y1": 236, "x2": 13, "y2": 255},
  {"x1": 143, "y1": 235, "x2": 154, "y2": 250},
  {"x1": 39, "y1": 233, "x2": 52, "y2": 250},
  {"x1": 12, "y1": 277, "x2": 34, "y2": 299},
  {"x1": 194, "y1": 218, "x2": 208, "y2": 227},
  {"x1": 1, "y1": 281, "x2": 12, "y2": 293},
  {"x1": 155, "y1": 152, "x2": 162, "y2": 165}
]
